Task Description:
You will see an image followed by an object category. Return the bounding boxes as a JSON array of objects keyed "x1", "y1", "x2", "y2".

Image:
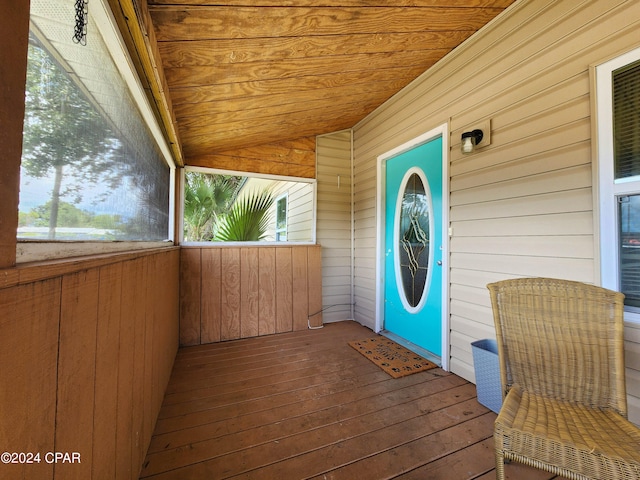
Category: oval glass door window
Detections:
[{"x1": 396, "y1": 169, "x2": 432, "y2": 310}]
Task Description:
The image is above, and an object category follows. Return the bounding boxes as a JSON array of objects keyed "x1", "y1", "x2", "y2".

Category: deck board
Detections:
[{"x1": 141, "y1": 321, "x2": 561, "y2": 479}]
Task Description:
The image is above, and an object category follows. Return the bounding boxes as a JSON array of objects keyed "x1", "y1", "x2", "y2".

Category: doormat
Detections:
[{"x1": 348, "y1": 336, "x2": 438, "y2": 378}]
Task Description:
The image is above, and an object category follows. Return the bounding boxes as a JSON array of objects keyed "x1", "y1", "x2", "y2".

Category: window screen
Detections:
[
  {"x1": 619, "y1": 195, "x2": 640, "y2": 307},
  {"x1": 613, "y1": 59, "x2": 640, "y2": 180},
  {"x1": 614, "y1": 59, "x2": 640, "y2": 307},
  {"x1": 18, "y1": 0, "x2": 170, "y2": 241}
]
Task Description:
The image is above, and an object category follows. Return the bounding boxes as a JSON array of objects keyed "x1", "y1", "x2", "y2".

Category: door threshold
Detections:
[{"x1": 381, "y1": 330, "x2": 442, "y2": 367}]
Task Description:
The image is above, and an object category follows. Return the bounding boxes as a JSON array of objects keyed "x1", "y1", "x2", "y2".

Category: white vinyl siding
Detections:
[
  {"x1": 627, "y1": 322, "x2": 640, "y2": 420},
  {"x1": 279, "y1": 182, "x2": 313, "y2": 242},
  {"x1": 239, "y1": 177, "x2": 314, "y2": 242},
  {"x1": 351, "y1": 0, "x2": 640, "y2": 423},
  {"x1": 317, "y1": 131, "x2": 353, "y2": 323}
]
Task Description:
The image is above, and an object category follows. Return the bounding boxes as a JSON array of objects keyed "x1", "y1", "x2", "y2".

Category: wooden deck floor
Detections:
[{"x1": 140, "y1": 321, "x2": 561, "y2": 480}]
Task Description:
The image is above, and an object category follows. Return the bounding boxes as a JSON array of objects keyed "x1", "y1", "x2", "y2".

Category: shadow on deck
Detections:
[{"x1": 140, "y1": 321, "x2": 561, "y2": 479}]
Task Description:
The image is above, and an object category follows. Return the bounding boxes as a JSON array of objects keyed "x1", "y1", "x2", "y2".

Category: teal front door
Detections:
[{"x1": 384, "y1": 137, "x2": 443, "y2": 357}]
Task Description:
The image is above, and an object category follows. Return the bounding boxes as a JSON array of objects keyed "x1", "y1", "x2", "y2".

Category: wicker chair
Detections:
[{"x1": 487, "y1": 277, "x2": 640, "y2": 480}]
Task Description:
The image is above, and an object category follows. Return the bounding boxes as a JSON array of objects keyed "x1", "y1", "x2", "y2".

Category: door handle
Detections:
[{"x1": 437, "y1": 260, "x2": 442, "y2": 266}]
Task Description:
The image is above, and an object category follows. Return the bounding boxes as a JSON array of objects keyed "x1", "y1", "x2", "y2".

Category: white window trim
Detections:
[{"x1": 594, "y1": 45, "x2": 640, "y2": 323}]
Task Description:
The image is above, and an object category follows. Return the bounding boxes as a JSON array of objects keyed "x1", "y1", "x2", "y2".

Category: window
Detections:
[
  {"x1": 595, "y1": 46, "x2": 640, "y2": 319},
  {"x1": 619, "y1": 195, "x2": 640, "y2": 307},
  {"x1": 275, "y1": 194, "x2": 288, "y2": 242},
  {"x1": 397, "y1": 171, "x2": 430, "y2": 310},
  {"x1": 18, "y1": 0, "x2": 173, "y2": 255},
  {"x1": 182, "y1": 168, "x2": 315, "y2": 243}
]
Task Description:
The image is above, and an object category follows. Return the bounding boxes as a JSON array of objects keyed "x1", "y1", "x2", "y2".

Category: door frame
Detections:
[{"x1": 375, "y1": 124, "x2": 450, "y2": 371}]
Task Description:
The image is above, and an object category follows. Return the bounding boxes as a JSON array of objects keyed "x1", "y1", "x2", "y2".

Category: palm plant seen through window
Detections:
[
  {"x1": 183, "y1": 172, "x2": 238, "y2": 241},
  {"x1": 183, "y1": 172, "x2": 275, "y2": 242},
  {"x1": 183, "y1": 171, "x2": 316, "y2": 243},
  {"x1": 215, "y1": 189, "x2": 275, "y2": 242}
]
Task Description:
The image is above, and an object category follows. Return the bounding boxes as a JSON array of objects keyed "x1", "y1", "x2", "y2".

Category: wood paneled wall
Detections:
[
  {"x1": 0, "y1": 248, "x2": 179, "y2": 480},
  {"x1": 0, "y1": 1, "x2": 29, "y2": 268},
  {"x1": 180, "y1": 245, "x2": 323, "y2": 346}
]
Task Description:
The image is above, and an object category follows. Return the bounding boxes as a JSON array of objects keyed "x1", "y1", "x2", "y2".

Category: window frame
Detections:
[
  {"x1": 594, "y1": 45, "x2": 640, "y2": 323},
  {"x1": 17, "y1": 0, "x2": 176, "y2": 263}
]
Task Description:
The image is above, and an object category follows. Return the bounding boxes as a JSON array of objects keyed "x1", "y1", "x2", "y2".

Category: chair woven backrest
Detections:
[{"x1": 487, "y1": 277, "x2": 627, "y2": 415}]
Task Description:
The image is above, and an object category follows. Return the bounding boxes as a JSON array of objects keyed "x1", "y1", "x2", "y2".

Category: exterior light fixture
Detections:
[{"x1": 461, "y1": 129, "x2": 484, "y2": 154}]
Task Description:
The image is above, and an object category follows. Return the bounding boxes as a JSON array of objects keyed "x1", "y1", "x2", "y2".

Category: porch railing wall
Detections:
[
  {"x1": 179, "y1": 244, "x2": 323, "y2": 346},
  {"x1": 0, "y1": 247, "x2": 180, "y2": 480}
]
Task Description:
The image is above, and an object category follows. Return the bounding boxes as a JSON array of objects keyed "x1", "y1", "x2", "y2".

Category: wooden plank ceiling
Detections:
[{"x1": 147, "y1": 0, "x2": 516, "y2": 174}]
